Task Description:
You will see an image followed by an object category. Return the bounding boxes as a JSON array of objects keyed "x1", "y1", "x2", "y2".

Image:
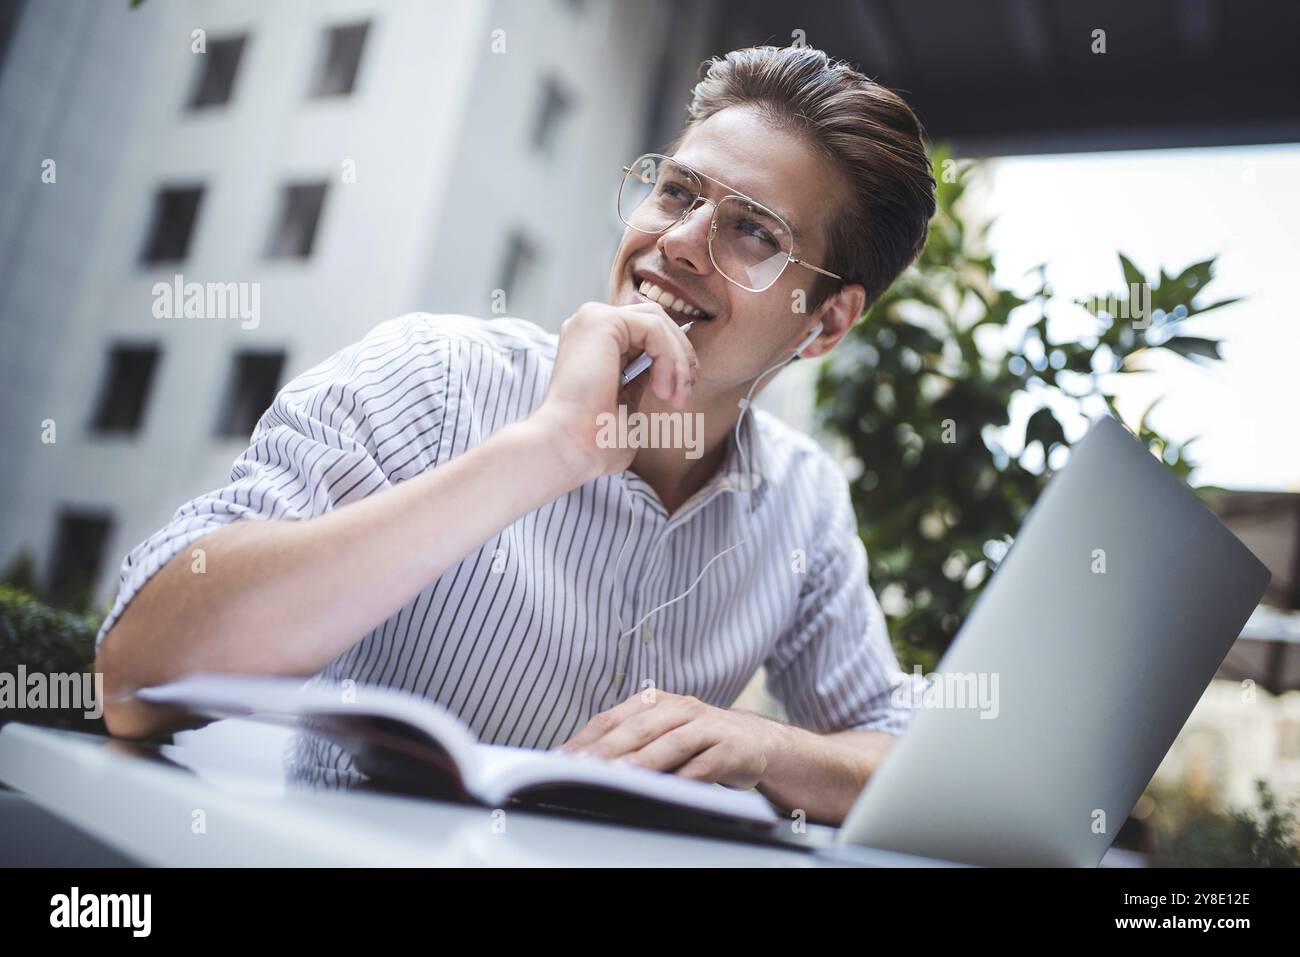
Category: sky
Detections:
[{"x1": 979, "y1": 143, "x2": 1300, "y2": 492}]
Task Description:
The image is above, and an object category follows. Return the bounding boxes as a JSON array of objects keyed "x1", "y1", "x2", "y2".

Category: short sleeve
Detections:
[
  {"x1": 763, "y1": 463, "x2": 916, "y2": 735},
  {"x1": 95, "y1": 315, "x2": 453, "y2": 649}
]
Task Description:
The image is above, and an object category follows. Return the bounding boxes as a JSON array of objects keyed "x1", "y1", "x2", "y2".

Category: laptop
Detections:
[{"x1": 789, "y1": 415, "x2": 1269, "y2": 866}]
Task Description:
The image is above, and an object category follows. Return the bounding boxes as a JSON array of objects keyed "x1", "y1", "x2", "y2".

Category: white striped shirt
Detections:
[{"x1": 97, "y1": 313, "x2": 914, "y2": 782}]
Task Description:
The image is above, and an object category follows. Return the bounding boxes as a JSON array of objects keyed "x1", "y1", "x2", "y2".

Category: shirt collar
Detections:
[
  {"x1": 617, "y1": 407, "x2": 770, "y2": 520},
  {"x1": 713, "y1": 406, "x2": 769, "y2": 508}
]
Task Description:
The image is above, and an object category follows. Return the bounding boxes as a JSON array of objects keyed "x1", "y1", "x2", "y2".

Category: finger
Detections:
[
  {"x1": 627, "y1": 300, "x2": 693, "y2": 360},
  {"x1": 616, "y1": 307, "x2": 672, "y2": 400},
  {"x1": 649, "y1": 318, "x2": 677, "y2": 402},
  {"x1": 626, "y1": 719, "x2": 713, "y2": 773},
  {"x1": 673, "y1": 742, "x2": 729, "y2": 783},
  {"x1": 666, "y1": 316, "x2": 696, "y2": 409},
  {"x1": 556, "y1": 693, "x2": 655, "y2": 752},
  {"x1": 646, "y1": 311, "x2": 688, "y2": 404},
  {"x1": 678, "y1": 322, "x2": 700, "y2": 403},
  {"x1": 622, "y1": 306, "x2": 694, "y2": 403},
  {"x1": 652, "y1": 307, "x2": 697, "y2": 408},
  {"x1": 580, "y1": 699, "x2": 697, "y2": 761}
]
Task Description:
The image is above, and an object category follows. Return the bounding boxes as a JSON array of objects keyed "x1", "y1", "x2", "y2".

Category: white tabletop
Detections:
[{"x1": 0, "y1": 719, "x2": 954, "y2": 867}]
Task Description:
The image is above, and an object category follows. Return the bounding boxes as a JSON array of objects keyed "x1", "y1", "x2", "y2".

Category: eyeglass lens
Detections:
[{"x1": 618, "y1": 155, "x2": 793, "y2": 291}]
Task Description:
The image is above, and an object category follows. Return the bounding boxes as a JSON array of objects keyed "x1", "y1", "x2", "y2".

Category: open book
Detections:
[{"x1": 137, "y1": 675, "x2": 781, "y2": 837}]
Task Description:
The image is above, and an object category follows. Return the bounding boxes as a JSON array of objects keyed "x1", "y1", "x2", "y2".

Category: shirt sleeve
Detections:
[
  {"x1": 94, "y1": 315, "x2": 453, "y2": 650},
  {"x1": 763, "y1": 460, "x2": 916, "y2": 735}
]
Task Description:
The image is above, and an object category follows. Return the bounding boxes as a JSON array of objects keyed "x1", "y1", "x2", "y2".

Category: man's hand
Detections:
[
  {"x1": 554, "y1": 690, "x2": 784, "y2": 790},
  {"x1": 530, "y1": 301, "x2": 698, "y2": 480},
  {"x1": 555, "y1": 690, "x2": 901, "y2": 824}
]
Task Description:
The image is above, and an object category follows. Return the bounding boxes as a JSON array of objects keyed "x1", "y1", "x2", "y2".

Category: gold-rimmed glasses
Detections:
[{"x1": 617, "y1": 152, "x2": 843, "y2": 293}]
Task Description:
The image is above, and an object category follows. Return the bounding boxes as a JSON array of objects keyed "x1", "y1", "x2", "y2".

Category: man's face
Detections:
[{"x1": 608, "y1": 105, "x2": 855, "y2": 401}]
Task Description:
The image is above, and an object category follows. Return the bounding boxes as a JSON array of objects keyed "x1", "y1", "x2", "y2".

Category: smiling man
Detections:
[{"x1": 94, "y1": 45, "x2": 936, "y2": 825}]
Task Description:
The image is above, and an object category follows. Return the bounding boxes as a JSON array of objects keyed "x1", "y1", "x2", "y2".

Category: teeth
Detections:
[{"x1": 637, "y1": 279, "x2": 705, "y2": 318}]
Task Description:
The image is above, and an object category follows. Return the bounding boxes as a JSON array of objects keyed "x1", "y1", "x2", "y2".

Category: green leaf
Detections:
[
  {"x1": 1162, "y1": 335, "x2": 1223, "y2": 363},
  {"x1": 1118, "y1": 253, "x2": 1145, "y2": 289},
  {"x1": 1024, "y1": 406, "x2": 1066, "y2": 452},
  {"x1": 1169, "y1": 257, "x2": 1216, "y2": 293},
  {"x1": 1184, "y1": 296, "x2": 1243, "y2": 319}
]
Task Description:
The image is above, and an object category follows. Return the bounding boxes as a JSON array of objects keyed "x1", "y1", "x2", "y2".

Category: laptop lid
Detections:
[{"x1": 836, "y1": 415, "x2": 1271, "y2": 866}]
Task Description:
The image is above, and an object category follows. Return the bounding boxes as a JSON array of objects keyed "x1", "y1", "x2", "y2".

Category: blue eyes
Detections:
[
  {"x1": 737, "y1": 219, "x2": 778, "y2": 248},
  {"x1": 653, "y1": 182, "x2": 779, "y2": 249}
]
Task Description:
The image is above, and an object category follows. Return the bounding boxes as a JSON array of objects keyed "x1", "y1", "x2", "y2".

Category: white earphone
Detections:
[
  {"x1": 792, "y1": 320, "x2": 824, "y2": 358},
  {"x1": 610, "y1": 317, "x2": 827, "y2": 648}
]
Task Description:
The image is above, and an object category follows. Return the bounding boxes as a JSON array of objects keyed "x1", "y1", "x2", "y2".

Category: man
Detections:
[{"x1": 95, "y1": 45, "x2": 936, "y2": 825}]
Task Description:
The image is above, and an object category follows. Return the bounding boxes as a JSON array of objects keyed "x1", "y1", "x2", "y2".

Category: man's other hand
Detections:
[{"x1": 555, "y1": 689, "x2": 781, "y2": 790}]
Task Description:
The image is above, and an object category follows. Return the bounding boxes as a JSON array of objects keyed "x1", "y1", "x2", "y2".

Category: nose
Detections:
[{"x1": 657, "y1": 198, "x2": 715, "y2": 276}]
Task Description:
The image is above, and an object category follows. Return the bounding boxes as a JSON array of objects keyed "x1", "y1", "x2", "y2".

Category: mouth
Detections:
[{"x1": 632, "y1": 273, "x2": 713, "y2": 324}]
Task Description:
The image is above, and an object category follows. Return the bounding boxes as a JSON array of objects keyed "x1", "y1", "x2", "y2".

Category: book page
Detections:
[
  {"x1": 137, "y1": 674, "x2": 486, "y2": 792},
  {"x1": 472, "y1": 743, "x2": 779, "y2": 824}
]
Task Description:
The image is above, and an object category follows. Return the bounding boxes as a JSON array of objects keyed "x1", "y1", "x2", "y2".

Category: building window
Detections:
[
  {"x1": 0, "y1": 0, "x2": 25, "y2": 77},
  {"x1": 497, "y1": 231, "x2": 540, "y2": 313},
  {"x1": 187, "y1": 35, "x2": 247, "y2": 108},
  {"x1": 47, "y1": 510, "x2": 113, "y2": 613},
  {"x1": 91, "y1": 344, "x2": 161, "y2": 435},
  {"x1": 530, "y1": 75, "x2": 574, "y2": 157},
  {"x1": 140, "y1": 186, "x2": 204, "y2": 263},
  {"x1": 216, "y1": 350, "x2": 286, "y2": 438},
  {"x1": 311, "y1": 21, "x2": 369, "y2": 97},
  {"x1": 265, "y1": 182, "x2": 327, "y2": 259}
]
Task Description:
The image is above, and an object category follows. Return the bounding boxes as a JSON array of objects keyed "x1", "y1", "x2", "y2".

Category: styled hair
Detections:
[{"x1": 673, "y1": 45, "x2": 936, "y2": 309}]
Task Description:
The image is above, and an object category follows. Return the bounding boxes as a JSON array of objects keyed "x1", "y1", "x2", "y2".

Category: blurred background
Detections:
[{"x1": 1, "y1": 0, "x2": 1298, "y2": 864}]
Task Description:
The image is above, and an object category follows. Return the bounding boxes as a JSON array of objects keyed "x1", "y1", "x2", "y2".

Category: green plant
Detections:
[
  {"x1": 0, "y1": 549, "x2": 40, "y2": 596},
  {"x1": 1149, "y1": 778, "x2": 1300, "y2": 867},
  {"x1": 816, "y1": 148, "x2": 1241, "y2": 667},
  {"x1": 0, "y1": 585, "x2": 106, "y2": 733}
]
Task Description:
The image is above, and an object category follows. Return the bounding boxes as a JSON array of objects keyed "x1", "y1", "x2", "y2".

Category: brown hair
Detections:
[{"x1": 673, "y1": 45, "x2": 936, "y2": 309}]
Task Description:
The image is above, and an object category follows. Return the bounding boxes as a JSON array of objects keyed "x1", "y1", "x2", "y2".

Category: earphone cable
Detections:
[{"x1": 612, "y1": 347, "x2": 798, "y2": 641}]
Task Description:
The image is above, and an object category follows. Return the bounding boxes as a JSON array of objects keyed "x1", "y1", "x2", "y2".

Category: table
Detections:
[{"x1": 0, "y1": 719, "x2": 956, "y2": 867}]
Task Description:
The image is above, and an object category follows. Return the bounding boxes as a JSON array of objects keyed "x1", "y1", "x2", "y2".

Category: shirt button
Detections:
[{"x1": 642, "y1": 625, "x2": 653, "y2": 644}]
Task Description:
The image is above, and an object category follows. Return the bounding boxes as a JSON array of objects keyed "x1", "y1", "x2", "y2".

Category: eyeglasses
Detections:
[{"x1": 617, "y1": 152, "x2": 843, "y2": 293}]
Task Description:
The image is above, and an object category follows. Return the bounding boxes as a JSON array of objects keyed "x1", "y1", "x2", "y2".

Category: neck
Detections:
[{"x1": 625, "y1": 381, "x2": 752, "y2": 514}]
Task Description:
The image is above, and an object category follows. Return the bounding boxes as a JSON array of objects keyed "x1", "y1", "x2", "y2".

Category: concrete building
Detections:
[{"x1": 0, "y1": 0, "x2": 718, "y2": 608}]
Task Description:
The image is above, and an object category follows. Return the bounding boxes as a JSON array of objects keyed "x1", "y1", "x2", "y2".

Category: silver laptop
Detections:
[{"x1": 825, "y1": 414, "x2": 1270, "y2": 866}]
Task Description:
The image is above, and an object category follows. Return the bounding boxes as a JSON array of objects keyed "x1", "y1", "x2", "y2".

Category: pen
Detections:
[{"x1": 620, "y1": 320, "x2": 694, "y2": 386}]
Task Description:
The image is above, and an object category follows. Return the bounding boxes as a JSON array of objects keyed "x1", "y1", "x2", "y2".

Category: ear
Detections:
[{"x1": 800, "y1": 283, "x2": 868, "y2": 359}]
